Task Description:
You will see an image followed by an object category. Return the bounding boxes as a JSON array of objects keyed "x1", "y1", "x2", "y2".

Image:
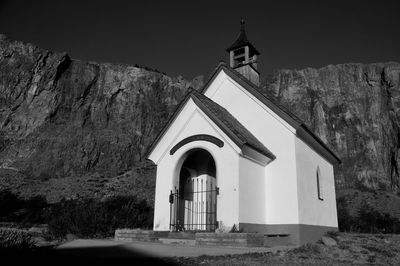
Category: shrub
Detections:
[
  {"x1": 18, "y1": 195, "x2": 48, "y2": 226},
  {"x1": 356, "y1": 204, "x2": 400, "y2": 234},
  {"x1": 0, "y1": 191, "x2": 154, "y2": 239},
  {"x1": 0, "y1": 228, "x2": 35, "y2": 252},
  {"x1": 45, "y1": 196, "x2": 153, "y2": 238},
  {"x1": 229, "y1": 224, "x2": 243, "y2": 233},
  {"x1": 337, "y1": 196, "x2": 400, "y2": 233},
  {"x1": 336, "y1": 197, "x2": 355, "y2": 232},
  {"x1": 0, "y1": 190, "x2": 23, "y2": 221},
  {"x1": 0, "y1": 190, "x2": 48, "y2": 226},
  {"x1": 326, "y1": 230, "x2": 339, "y2": 238}
]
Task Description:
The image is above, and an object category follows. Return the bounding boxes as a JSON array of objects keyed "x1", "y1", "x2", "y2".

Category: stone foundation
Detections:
[
  {"x1": 195, "y1": 233, "x2": 264, "y2": 247},
  {"x1": 114, "y1": 229, "x2": 168, "y2": 242},
  {"x1": 114, "y1": 225, "x2": 336, "y2": 247}
]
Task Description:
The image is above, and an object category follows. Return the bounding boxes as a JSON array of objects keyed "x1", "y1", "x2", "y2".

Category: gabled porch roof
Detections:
[
  {"x1": 145, "y1": 89, "x2": 275, "y2": 163},
  {"x1": 147, "y1": 61, "x2": 340, "y2": 165}
]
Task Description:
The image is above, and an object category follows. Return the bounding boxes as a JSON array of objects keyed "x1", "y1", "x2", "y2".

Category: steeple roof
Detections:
[{"x1": 226, "y1": 19, "x2": 260, "y2": 55}]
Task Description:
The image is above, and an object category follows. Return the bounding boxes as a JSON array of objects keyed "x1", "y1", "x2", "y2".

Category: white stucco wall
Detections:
[
  {"x1": 238, "y1": 156, "x2": 266, "y2": 224},
  {"x1": 150, "y1": 69, "x2": 338, "y2": 231},
  {"x1": 295, "y1": 138, "x2": 338, "y2": 227},
  {"x1": 204, "y1": 70, "x2": 300, "y2": 225},
  {"x1": 150, "y1": 99, "x2": 241, "y2": 231}
]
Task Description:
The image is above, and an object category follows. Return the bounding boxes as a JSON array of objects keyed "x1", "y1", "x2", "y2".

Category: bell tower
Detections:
[{"x1": 226, "y1": 19, "x2": 260, "y2": 86}]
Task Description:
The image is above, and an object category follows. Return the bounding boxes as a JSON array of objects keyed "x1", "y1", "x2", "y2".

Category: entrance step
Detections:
[
  {"x1": 115, "y1": 229, "x2": 292, "y2": 247},
  {"x1": 114, "y1": 229, "x2": 168, "y2": 242},
  {"x1": 114, "y1": 229, "x2": 196, "y2": 243},
  {"x1": 196, "y1": 233, "x2": 265, "y2": 247},
  {"x1": 158, "y1": 238, "x2": 196, "y2": 246},
  {"x1": 167, "y1": 231, "x2": 196, "y2": 239}
]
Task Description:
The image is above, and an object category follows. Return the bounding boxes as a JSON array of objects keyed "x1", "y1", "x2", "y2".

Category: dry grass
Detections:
[{"x1": 165, "y1": 233, "x2": 400, "y2": 265}]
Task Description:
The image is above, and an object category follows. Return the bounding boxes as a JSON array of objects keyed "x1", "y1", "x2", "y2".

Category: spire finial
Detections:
[{"x1": 240, "y1": 18, "x2": 245, "y2": 30}]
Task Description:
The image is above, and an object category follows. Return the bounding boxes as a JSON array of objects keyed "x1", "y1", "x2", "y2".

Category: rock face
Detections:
[
  {"x1": 0, "y1": 38, "x2": 203, "y2": 203},
  {"x1": 263, "y1": 63, "x2": 400, "y2": 192},
  {"x1": 1, "y1": 36, "x2": 400, "y2": 204}
]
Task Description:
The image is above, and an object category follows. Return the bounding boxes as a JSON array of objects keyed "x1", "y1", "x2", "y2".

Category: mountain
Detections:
[
  {"x1": 263, "y1": 63, "x2": 400, "y2": 192},
  {"x1": 0, "y1": 35, "x2": 202, "y2": 204},
  {"x1": 0, "y1": 35, "x2": 399, "y2": 216}
]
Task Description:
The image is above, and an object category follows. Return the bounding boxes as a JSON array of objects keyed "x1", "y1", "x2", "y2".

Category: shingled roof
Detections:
[
  {"x1": 199, "y1": 62, "x2": 341, "y2": 164},
  {"x1": 190, "y1": 90, "x2": 275, "y2": 160},
  {"x1": 145, "y1": 88, "x2": 276, "y2": 161},
  {"x1": 202, "y1": 62, "x2": 304, "y2": 127},
  {"x1": 146, "y1": 61, "x2": 340, "y2": 165}
]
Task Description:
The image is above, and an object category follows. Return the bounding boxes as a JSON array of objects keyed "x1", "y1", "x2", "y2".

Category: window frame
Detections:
[{"x1": 316, "y1": 167, "x2": 323, "y2": 200}]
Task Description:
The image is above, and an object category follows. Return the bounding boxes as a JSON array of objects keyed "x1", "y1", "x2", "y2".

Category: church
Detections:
[{"x1": 146, "y1": 20, "x2": 340, "y2": 245}]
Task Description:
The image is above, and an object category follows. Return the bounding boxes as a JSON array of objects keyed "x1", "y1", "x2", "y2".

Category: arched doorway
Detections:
[{"x1": 170, "y1": 149, "x2": 217, "y2": 231}]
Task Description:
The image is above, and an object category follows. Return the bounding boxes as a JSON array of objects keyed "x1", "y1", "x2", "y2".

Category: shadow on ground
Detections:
[{"x1": 0, "y1": 246, "x2": 176, "y2": 265}]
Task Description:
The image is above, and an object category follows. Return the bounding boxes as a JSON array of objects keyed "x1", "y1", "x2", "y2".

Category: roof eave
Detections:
[
  {"x1": 190, "y1": 94, "x2": 245, "y2": 148},
  {"x1": 201, "y1": 63, "x2": 340, "y2": 165},
  {"x1": 145, "y1": 89, "x2": 249, "y2": 162},
  {"x1": 147, "y1": 62, "x2": 341, "y2": 166},
  {"x1": 191, "y1": 93, "x2": 276, "y2": 161},
  {"x1": 297, "y1": 125, "x2": 341, "y2": 165},
  {"x1": 214, "y1": 65, "x2": 303, "y2": 128},
  {"x1": 242, "y1": 144, "x2": 275, "y2": 166}
]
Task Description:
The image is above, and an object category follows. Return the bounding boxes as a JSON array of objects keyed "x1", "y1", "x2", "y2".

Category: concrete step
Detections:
[
  {"x1": 167, "y1": 231, "x2": 196, "y2": 239},
  {"x1": 158, "y1": 238, "x2": 196, "y2": 246},
  {"x1": 115, "y1": 229, "x2": 292, "y2": 247},
  {"x1": 114, "y1": 229, "x2": 169, "y2": 242},
  {"x1": 196, "y1": 233, "x2": 265, "y2": 247}
]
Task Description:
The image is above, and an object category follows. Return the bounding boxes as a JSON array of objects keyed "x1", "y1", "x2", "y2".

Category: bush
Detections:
[
  {"x1": 0, "y1": 190, "x2": 23, "y2": 221},
  {"x1": 0, "y1": 191, "x2": 154, "y2": 240},
  {"x1": 18, "y1": 195, "x2": 48, "y2": 226},
  {"x1": 0, "y1": 228, "x2": 35, "y2": 252},
  {"x1": 0, "y1": 190, "x2": 48, "y2": 226},
  {"x1": 45, "y1": 196, "x2": 153, "y2": 238},
  {"x1": 356, "y1": 204, "x2": 400, "y2": 234},
  {"x1": 337, "y1": 196, "x2": 400, "y2": 234},
  {"x1": 337, "y1": 197, "x2": 354, "y2": 232},
  {"x1": 326, "y1": 230, "x2": 339, "y2": 238}
]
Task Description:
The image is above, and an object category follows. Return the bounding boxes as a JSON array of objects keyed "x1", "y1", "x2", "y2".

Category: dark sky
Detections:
[{"x1": 0, "y1": 0, "x2": 399, "y2": 79}]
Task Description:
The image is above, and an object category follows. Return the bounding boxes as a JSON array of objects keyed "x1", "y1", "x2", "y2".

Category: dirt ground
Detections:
[
  {"x1": 165, "y1": 233, "x2": 400, "y2": 265},
  {"x1": 2, "y1": 232, "x2": 400, "y2": 265}
]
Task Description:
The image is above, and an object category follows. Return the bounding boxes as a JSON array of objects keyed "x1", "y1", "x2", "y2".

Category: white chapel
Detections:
[{"x1": 146, "y1": 20, "x2": 340, "y2": 244}]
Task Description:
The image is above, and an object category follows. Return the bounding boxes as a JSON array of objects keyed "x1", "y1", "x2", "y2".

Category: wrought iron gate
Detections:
[{"x1": 169, "y1": 186, "x2": 218, "y2": 231}]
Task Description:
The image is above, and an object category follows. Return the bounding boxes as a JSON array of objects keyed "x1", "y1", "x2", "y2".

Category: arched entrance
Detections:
[{"x1": 170, "y1": 149, "x2": 218, "y2": 231}]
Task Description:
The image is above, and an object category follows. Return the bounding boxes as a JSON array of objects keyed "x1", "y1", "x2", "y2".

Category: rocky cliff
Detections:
[
  {"x1": 1, "y1": 36, "x2": 400, "y2": 206},
  {"x1": 0, "y1": 36, "x2": 202, "y2": 203},
  {"x1": 263, "y1": 63, "x2": 400, "y2": 193}
]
